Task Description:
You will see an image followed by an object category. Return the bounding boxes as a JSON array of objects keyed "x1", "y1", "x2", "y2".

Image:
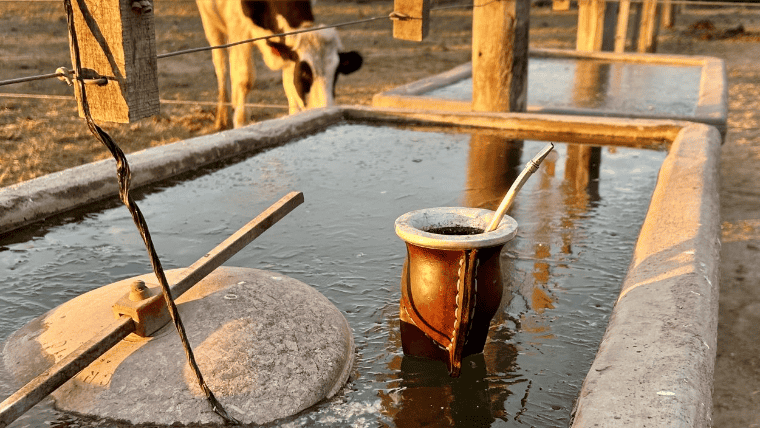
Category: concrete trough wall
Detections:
[
  {"x1": 372, "y1": 48, "x2": 728, "y2": 136},
  {"x1": 0, "y1": 107, "x2": 721, "y2": 426}
]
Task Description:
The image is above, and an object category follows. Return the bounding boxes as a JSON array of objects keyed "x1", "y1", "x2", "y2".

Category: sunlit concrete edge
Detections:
[{"x1": 371, "y1": 49, "x2": 728, "y2": 136}]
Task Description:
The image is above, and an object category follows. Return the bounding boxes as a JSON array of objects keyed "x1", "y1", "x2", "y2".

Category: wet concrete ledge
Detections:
[
  {"x1": 371, "y1": 48, "x2": 728, "y2": 137},
  {"x1": 0, "y1": 107, "x2": 721, "y2": 426},
  {"x1": 0, "y1": 108, "x2": 343, "y2": 237}
]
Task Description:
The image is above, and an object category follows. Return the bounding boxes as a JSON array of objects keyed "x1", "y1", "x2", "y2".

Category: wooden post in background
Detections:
[
  {"x1": 576, "y1": 0, "x2": 618, "y2": 52},
  {"x1": 472, "y1": 0, "x2": 530, "y2": 113},
  {"x1": 613, "y1": 0, "x2": 631, "y2": 52},
  {"x1": 661, "y1": 0, "x2": 678, "y2": 28},
  {"x1": 393, "y1": 0, "x2": 430, "y2": 41},
  {"x1": 637, "y1": 0, "x2": 660, "y2": 52},
  {"x1": 552, "y1": 0, "x2": 571, "y2": 12},
  {"x1": 68, "y1": 0, "x2": 159, "y2": 123}
]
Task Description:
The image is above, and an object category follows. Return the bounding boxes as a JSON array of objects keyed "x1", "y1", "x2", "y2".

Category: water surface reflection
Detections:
[
  {"x1": 0, "y1": 125, "x2": 666, "y2": 427},
  {"x1": 426, "y1": 57, "x2": 702, "y2": 116}
]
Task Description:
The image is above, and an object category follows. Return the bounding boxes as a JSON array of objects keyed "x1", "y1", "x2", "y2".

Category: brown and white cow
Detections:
[{"x1": 196, "y1": 0, "x2": 363, "y2": 129}]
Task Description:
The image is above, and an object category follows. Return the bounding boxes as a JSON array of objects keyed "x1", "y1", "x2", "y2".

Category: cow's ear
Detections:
[
  {"x1": 337, "y1": 51, "x2": 362, "y2": 75},
  {"x1": 266, "y1": 40, "x2": 299, "y2": 62}
]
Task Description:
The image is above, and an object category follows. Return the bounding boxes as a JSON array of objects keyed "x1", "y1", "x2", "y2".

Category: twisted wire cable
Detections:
[{"x1": 61, "y1": 0, "x2": 238, "y2": 424}]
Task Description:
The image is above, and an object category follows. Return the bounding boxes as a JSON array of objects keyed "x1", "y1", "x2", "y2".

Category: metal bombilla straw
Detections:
[{"x1": 485, "y1": 143, "x2": 555, "y2": 233}]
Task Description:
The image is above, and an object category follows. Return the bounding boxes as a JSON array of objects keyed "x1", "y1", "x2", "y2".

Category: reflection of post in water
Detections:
[
  {"x1": 572, "y1": 60, "x2": 611, "y2": 109},
  {"x1": 563, "y1": 144, "x2": 602, "y2": 211},
  {"x1": 527, "y1": 148, "x2": 558, "y2": 315},
  {"x1": 561, "y1": 144, "x2": 602, "y2": 254},
  {"x1": 463, "y1": 132, "x2": 524, "y2": 319},
  {"x1": 379, "y1": 350, "x2": 518, "y2": 426},
  {"x1": 463, "y1": 133, "x2": 523, "y2": 210}
]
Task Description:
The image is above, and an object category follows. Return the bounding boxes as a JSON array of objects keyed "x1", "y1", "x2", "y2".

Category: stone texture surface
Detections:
[{"x1": 3, "y1": 267, "x2": 354, "y2": 425}]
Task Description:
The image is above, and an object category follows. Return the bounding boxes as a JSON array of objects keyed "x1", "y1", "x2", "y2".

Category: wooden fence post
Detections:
[
  {"x1": 552, "y1": 0, "x2": 571, "y2": 12},
  {"x1": 67, "y1": 0, "x2": 159, "y2": 123},
  {"x1": 614, "y1": 0, "x2": 631, "y2": 52},
  {"x1": 576, "y1": 0, "x2": 618, "y2": 52},
  {"x1": 472, "y1": 0, "x2": 530, "y2": 112},
  {"x1": 637, "y1": 0, "x2": 660, "y2": 53},
  {"x1": 661, "y1": 0, "x2": 678, "y2": 28},
  {"x1": 393, "y1": 0, "x2": 430, "y2": 41}
]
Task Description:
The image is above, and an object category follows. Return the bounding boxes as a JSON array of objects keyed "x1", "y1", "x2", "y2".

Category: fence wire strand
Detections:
[{"x1": 2, "y1": 0, "x2": 759, "y2": 89}]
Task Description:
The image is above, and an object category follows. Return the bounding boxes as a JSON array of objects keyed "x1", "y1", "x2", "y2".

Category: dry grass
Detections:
[{"x1": 0, "y1": 0, "x2": 479, "y2": 188}]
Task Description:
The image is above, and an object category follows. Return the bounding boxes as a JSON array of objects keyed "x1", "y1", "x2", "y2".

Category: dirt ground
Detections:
[{"x1": 1, "y1": 0, "x2": 759, "y2": 425}]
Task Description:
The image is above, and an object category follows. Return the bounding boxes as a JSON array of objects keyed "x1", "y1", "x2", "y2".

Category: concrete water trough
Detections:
[
  {"x1": 0, "y1": 106, "x2": 720, "y2": 426},
  {"x1": 372, "y1": 48, "x2": 728, "y2": 136}
]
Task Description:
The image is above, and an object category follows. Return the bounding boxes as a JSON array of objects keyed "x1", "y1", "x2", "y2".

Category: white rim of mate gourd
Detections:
[{"x1": 395, "y1": 207, "x2": 518, "y2": 250}]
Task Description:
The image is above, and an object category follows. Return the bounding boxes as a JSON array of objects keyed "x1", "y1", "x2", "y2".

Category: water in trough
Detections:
[
  {"x1": 427, "y1": 58, "x2": 703, "y2": 116},
  {"x1": 0, "y1": 124, "x2": 666, "y2": 427}
]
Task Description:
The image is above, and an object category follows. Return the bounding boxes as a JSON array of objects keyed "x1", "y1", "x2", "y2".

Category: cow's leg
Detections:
[
  {"x1": 196, "y1": 0, "x2": 233, "y2": 131},
  {"x1": 281, "y1": 64, "x2": 303, "y2": 115},
  {"x1": 211, "y1": 47, "x2": 231, "y2": 130},
  {"x1": 229, "y1": 42, "x2": 254, "y2": 128}
]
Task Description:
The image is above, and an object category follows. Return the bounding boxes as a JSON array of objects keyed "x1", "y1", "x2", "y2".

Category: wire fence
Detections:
[
  {"x1": 0, "y1": 2, "x2": 470, "y2": 88},
  {"x1": 2, "y1": 0, "x2": 760, "y2": 89},
  {"x1": 0, "y1": 0, "x2": 758, "y2": 112},
  {"x1": 0, "y1": 92, "x2": 289, "y2": 110}
]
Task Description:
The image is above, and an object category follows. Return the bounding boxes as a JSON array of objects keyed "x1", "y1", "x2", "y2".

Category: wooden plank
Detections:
[
  {"x1": 170, "y1": 191, "x2": 305, "y2": 297},
  {"x1": 68, "y1": 0, "x2": 159, "y2": 123},
  {"x1": 472, "y1": 0, "x2": 530, "y2": 112},
  {"x1": 392, "y1": 0, "x2": 430, "y2": 41}
]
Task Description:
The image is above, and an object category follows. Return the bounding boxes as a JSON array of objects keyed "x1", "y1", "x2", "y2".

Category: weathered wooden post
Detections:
[
  {"x1": 613, "y1": 0, "x2": 631, "y2": 52},
  {"x1": 472, "y1": 0, "x2": 530, "y2": 112},
  {"x1": 661, "y1": 0, "x2": 678, "y2": 28},
  {"x1": 392, "y1": 0, "x2": 431, "y2": 42},
  {"x1": 572, "y1": 61, "x2": 610, "y2": 109},
  {"x1": 464, "y1": 134, "x2": 522, "y2": 209},
  {"x1": 67, "y1": 0, "x2": 159, "y2": 123},
  {"x1": 552, "y1": 0, "x2": 571, "y2": 12},
  {"x1": 637, "y1": 0, "x2": 660, "y2": 52},
  {"x1": 576, "y1": 0, "x2": 618, "y2": 52}
]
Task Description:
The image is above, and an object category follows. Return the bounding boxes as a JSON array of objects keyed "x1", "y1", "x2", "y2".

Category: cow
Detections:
[{"x1": 196, "y1": 0, "x2": 363, "y2": 129}]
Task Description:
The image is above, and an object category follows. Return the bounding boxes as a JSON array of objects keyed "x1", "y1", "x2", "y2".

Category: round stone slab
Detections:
[{"x1": 3, "y1": 267, "x2": 354, "y2": 425}]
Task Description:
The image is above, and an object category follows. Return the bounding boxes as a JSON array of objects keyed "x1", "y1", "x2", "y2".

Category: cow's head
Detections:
[{"x1": 266, "y1": 27, "x2": 362, "y2": 114}]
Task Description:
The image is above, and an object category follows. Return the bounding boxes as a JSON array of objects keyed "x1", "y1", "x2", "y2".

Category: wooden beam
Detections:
[
  {"x1": 472, "y1": 0, "x2": 530, "y2": 113},
  {"x1": 68, "y1": 0, "x2": 159, "y2": 123}
]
